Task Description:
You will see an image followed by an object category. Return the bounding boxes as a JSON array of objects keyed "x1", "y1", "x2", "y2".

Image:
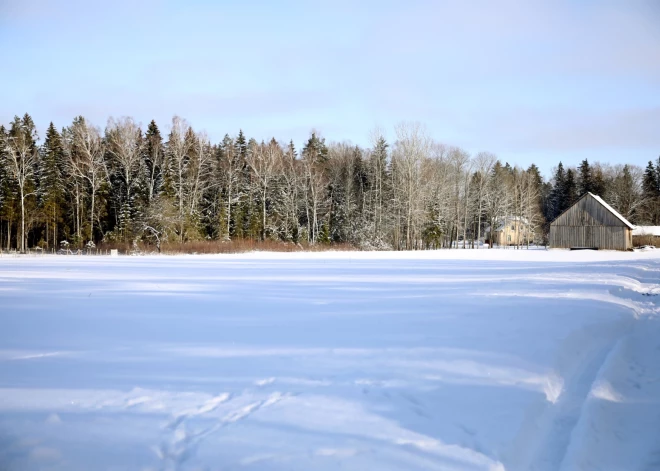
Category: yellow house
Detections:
[{"x1": 488, "y1": 217, "x2": 533, "y2": 246}]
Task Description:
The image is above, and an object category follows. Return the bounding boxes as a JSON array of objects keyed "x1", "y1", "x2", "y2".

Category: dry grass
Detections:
[
  {"x1": 633, "y1": 235, "x2": 659, "y2": 247},
  {"x1": 96, "y1": 239, "x2": 358, "y2": 255}
]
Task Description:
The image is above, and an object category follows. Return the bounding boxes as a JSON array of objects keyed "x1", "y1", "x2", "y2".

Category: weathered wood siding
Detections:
[{"x1": 549, "y1": 194, "x2": 632, "y2": 250}]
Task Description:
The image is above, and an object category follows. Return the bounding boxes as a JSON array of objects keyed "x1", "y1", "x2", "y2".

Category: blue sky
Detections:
[{"x1": 1, "y1": 0, "x2": 658, "y2": 175}]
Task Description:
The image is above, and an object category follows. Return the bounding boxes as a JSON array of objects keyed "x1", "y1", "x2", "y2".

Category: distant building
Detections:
[
  {"x1": 549, "y1": 193, "x2": 634, "y2": 250},
  {"x1": 487, "y1": 217, "x2": 534, "y2": 246}
]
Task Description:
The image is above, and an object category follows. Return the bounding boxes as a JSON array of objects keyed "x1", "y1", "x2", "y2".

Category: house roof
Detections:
[
  {"x1": 485, "y1": 216, "x2": 531, "y2": 233},
  {"x1": 587, "y1": 193, "x2": 635, "y2": 229},
  {"x1": 632, "y1": 226, "x2": 660, "y2": 236}
]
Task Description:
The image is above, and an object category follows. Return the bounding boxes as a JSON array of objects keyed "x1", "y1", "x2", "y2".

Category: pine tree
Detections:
[{"x1": 39, "y1": 123, "x2": 66, "y2": 248}]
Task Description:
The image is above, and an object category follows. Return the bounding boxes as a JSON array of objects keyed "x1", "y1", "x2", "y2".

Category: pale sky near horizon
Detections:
[{"x1": 1, "y1": 0, "x2": 659, "y2": 176}]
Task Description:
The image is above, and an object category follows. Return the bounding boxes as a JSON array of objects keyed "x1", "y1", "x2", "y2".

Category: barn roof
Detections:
[{"x1": 588, "y1": 193, "x2": 635, "y2": 229}]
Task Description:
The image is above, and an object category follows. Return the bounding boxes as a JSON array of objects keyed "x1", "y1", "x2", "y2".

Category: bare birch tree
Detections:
[
  {"x1": 3, "y1": 119, "x2": 38, "y2": 252},
  {"x1": 69, "y1": 118, "x2": 107, "y2": 243},
  {"x1": 246, "y1": 138, "x2": 281, "y2": 240},
  {"x1": 393, "y1": 122, "x2": 431, "y2": 249}
]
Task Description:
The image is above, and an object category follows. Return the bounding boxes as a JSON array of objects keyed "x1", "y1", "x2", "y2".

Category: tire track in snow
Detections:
[
  {"x1": 156, "y1": 391, "x2": 286, "y2": 471},
  {"x1": 497, "y1": 267, "x2": 660, "y2": 471}
]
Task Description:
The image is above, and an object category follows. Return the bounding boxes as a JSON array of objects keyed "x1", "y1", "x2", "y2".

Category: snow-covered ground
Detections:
[{"x1": 1, "y1": 250, "x2": 660, "y2": 471}]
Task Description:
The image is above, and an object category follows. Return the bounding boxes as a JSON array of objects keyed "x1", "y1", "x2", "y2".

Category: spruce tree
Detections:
[
  {"x1": 302, "y1": 132, "x2": 328, "y2": 163},
  {"x1": 642, "y1": 159, "x2": 660, "y2": 224},
  {"x1": 550, "y1": 162, "x2": 566, "y2": 219},
  {"x1": 563, "y1": 168, "x2": 578, "y2": 210},
  {"x1": 143, "y1": 120, "x2": 164, "y2": 204},
  {"x1": 578, "y1": 159, "x2": 592, "y2": 196},
  {"x1": 40, "y1": 123, "x2": 66, "y2": 248}
]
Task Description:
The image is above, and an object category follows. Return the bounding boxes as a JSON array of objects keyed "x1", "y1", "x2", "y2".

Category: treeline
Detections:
[{"x1": 1, "y1": 113, "x2": 659, "y2": 252}]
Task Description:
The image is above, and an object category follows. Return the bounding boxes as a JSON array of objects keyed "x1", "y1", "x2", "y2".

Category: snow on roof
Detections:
[
  {"x1": 588, "y1": 193, "x2": 635, "y2": 229},
  {"x1": 633, "y1": 226, "x2": 660, "y2": 236}
]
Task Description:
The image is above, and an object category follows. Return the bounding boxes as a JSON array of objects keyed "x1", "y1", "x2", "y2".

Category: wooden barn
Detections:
[{"x1": 549, "y1": 192, "x2": 634, "y2": 250}]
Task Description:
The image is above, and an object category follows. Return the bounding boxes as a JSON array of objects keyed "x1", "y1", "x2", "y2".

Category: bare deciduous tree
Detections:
[
  {"x1": 3, "y1": 120, "x2": 38, "y2": 252},
  {"x1": 69, "y1": 118, "x2": 107, "y2": 243}
]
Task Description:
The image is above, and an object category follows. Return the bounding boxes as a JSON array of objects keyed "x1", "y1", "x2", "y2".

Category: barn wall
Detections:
[
  {"x1": 549, "y1": 225, "x2": 630, "y2": 250},
  {"x1": 550, "y1": 194, "x2": 631, "y2": 250}
]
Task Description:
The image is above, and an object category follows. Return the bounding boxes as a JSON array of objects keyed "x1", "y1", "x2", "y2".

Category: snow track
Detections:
[{"x1": 0, "y1": 251, "x2": 659, "y2": 471}]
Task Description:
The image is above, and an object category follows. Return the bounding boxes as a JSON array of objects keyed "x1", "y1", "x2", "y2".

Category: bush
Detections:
[{"x1": 96, "y1": 239, "x2": 357, "y2": 255}]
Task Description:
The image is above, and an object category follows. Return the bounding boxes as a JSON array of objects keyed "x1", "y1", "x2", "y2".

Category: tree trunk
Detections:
[
  {"x1": 262, "y1": 186, "x2": 267, "y2": 240},
  {"x1": 53, "y1": 206, "x2": 57, "y2": 249},
  {"x1": 90, "y1": 190, "x2": 95, "y2": 243},
  {"x1": 226, "y1": 183, "x2": 232, "y2": 240},
  {"x1": 20, "y1": 188, "x2": 25, "y2": 253},
  {"x1": 477, "y1": 200, "x2": 482, "y2": 249}
]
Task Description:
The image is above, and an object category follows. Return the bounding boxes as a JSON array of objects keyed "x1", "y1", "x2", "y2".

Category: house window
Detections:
[
  {"x1": 511, "y1": 225, "x2": 515, "y2": 231},
  {"x1": 507, "y1": 235, "x2": 511, "y2": 242}
]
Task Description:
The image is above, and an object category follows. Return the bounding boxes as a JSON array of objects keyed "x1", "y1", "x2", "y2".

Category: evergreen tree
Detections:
[
  {"x1": 563, "y1": 168, "x2": 577, "y2": 210},
  {"x1": 370, "y1": 136, "x2": 389, "y2": 238},
  {"x1": 591, "y1": 165, "x2": 606, "y2": 197},
  {"x1": 578, "y1": 159, "x2": 593, "y2": 196},
  {"x1": 643, "y1": 160, "x2": 659, "y2": 197},
  {"x1": 0, "y1": 125, "x2": 14, "y2": 249},
  {"x1": 302, "y1": 132, "x2": 328, "y2": 163},
  {"x1": 39, "y1": 123, "x2": 66, "y2": 248},
  {"x1": 143, "y1": 120, "x2": 164, "y2": 204},
  {"x1": 526, "y1": 163, "x2": 543, "y2": 190},
  {"x1": 235, "y1": 130, "x2": 247, "y2": 159},
  {"x1": 642, "y1": 159, "x2": 660, "y2": 224},
  {"x1": 549, "y1": 162, "x2": 566, "y2": 219}
]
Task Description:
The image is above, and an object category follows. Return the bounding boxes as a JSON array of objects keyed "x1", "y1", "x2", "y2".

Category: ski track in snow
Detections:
[{"x1": 0, "y1": 250, "x2": 659, "y2": 470}]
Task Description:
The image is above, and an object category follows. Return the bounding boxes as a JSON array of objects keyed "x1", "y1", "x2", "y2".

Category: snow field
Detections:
[{"x1": 0, "y1": 250, "x2": 659, "y2": 471}]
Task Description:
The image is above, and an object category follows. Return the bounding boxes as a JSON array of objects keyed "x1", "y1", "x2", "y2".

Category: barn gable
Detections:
[
  {"x1": 549, "y1": 193, "x2": 634, "y2": 250},
  {"x1": 551, "y1": 193, "x2": 634, "y2": 229}
]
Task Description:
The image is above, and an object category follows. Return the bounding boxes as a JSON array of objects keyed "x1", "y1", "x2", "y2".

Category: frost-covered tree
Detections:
[
  {"x1": 3, "y1": 115, "x2": 39, "y2": 252},
  {"x1": 105, "y1": 117, "x2": 144, "y2": 239},
  {"x1": 68, "y1": 117, "x2": 107, "y2": 243}
]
